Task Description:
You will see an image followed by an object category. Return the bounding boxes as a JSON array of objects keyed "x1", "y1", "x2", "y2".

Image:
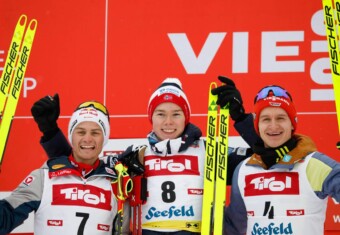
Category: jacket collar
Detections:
[
  {"x1": 246, "y1": 134, "x2": 317, "y2": 170},
  {"x1": 47, "y1": 155, "x2": 117, "y2": 179}
]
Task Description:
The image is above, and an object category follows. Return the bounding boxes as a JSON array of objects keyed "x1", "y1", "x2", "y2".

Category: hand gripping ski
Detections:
[{"x1": 202, "y1": 82, "x2": 229, "y2": 235}]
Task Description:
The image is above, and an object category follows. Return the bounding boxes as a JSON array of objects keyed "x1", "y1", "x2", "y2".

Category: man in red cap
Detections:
[{"x1": 222, "y1": 84, "x2": 340, "y2": 235}]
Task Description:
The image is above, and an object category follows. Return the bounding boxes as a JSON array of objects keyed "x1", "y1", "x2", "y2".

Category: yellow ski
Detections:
[
  {"x1": 202, "y1": 82, "x2": 218, "y2": 234},
  {"x1": 213, "y1": 103, "x2": 229, "y2": 235},
  {"x1": 0, "y1": 15, "x2": 27, "y2": 116},
  {"x1": 0, "y1": 15, "x2": 37, "y2": 166},
  {"x1": 322, "y1": 0, "x2": 340, "y2": 149}
]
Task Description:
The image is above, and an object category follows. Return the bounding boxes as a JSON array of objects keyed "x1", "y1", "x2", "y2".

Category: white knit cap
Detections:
[
  {"x1": 68, "y1": 105, "x2": 110, "y2": 146},
  {"x1": 147, "y1": 78, "x2": 191, "y2": 125}
]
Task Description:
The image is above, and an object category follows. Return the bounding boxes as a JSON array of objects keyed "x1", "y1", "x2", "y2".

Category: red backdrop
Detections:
[{"x1": 0, "y1": 0, "x2": 339, "y2": 233}]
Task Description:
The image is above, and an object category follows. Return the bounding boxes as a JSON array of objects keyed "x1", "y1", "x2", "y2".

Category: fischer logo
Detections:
[
  {"x1": 97, "y1": 224, "x2": 110, "y2": 231},
  {"x1": 52, "y1": 184, "x2": 112, "y2": 210},
  {"x1": 251, "y1": 222, "x2": 293, "y2": 235},
  {"x1": 287, "y1": 209, "x2": 304, "y2": 216},
  {"x1": 217, "y1": 113, "x2": 228, "y2": 181},
  {"x1": 47, "y1": 220, "x2": 63, "y2": 226},
  {"x1": 245, "y1": 172, "x2": 299, "y2": 196},
  {"x1": 145, "y1": 156, "x2": 199, "y2": 176},
  {"x1": 145, "y1": 205, "x2": 194, "y2": 220},
  {"x1": 205, "y1": 115, "x2": 216, "y2": 182},
  {"x1": 0, "y1": 41, "x2": 19, "y2": 95},
  {"x1": 11, "y1": 45, "x2": 29, "y2": 99}
]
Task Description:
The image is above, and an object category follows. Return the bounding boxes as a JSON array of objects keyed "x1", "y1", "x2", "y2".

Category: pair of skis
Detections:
[
  {"x1": 322, "y1": 0, "x2": 340, "y2": 149},
  {"x1": 202, "y1": 82, "x2": 229, "y2": 235},
  {"x1": 0, "y1": 14, "x2": 37, "y2": 167}
]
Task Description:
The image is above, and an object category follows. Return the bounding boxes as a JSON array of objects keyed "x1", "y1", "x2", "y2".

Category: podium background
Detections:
[{"x1": 0, "y1": 0, "x2": 339, "y2": 233}]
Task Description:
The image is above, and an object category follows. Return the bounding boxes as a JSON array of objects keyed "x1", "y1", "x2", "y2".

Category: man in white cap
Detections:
[{"x1": 0, "y1": 100, "x2": 130, "y2": 235}]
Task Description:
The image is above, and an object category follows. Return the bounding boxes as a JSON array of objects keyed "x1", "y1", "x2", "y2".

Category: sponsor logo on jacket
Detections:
[
  {"x1": 97, "y1": 224, "x2": 110, "y2": 231},
  {"x1": 52, "y1": 164, "x2": 66, "y2": 170},
  {"x1": 145, "y1": 205, "x2": 194, "y2": 220},
  {"x1": 245, "y1": 172, "x2": 299, "y2": 196},
  {"x1": 145, "y1": 155, "x2": 199, "y2": 176},
  {"x1": 188, "y1": 188, "x2": 203, "y2": 195},
  {"x1": 52, "y1": 183, "x2": 112, "y2": 210},
  {"x1": 286, "y1": 209, "x2": 304, "y2": 216},
  {"x1": 251, "y1": 222, "x2": 293, "y2": 235},
  {"x1": 47, "y1": 220, "x2": 63, "y2": 226},
  {"x1": 23, "y1": 175, "x2": 34, "y2": 186}
]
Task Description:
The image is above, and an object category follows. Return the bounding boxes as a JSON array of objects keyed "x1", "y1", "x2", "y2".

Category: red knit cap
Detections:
[
  {"x1": 253, "y1": 86, "x2": 297, "y2": 135},
  {"x1": 147, "y1": 78, "x2": 191, "y2": 125}
]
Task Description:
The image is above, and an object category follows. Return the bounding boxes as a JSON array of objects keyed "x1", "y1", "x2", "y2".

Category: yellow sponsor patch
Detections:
[{"x1": 52, "y1": 164, "x2": 66, "y2": 170}]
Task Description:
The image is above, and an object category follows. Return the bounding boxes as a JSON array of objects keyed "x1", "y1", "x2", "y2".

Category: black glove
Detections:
[
  {"x1": 211, "y1": 76, "x2": 246, "y2": 122},
  {"x1": 118, "y1": 145, "x2": 146, "y2": 176},
  {"x1": 31, "y1": 94, "x2": 60, "y2": 134}
]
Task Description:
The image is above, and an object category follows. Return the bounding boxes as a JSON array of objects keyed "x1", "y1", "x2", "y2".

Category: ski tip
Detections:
[
  {"x1": 209, "y1": 82, "x2": 217, "y2": 90},
  {"x1": 28, "y1": 19, "x2": 38, "y2": 31},
  {"x1": 18, "y1": 14, "x2": 27, "y2": 26}
]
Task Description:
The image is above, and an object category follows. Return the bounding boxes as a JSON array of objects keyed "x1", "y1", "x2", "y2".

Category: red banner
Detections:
[{"x1": 0, "y1": 0, "x2": 339, "y2": 233}]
